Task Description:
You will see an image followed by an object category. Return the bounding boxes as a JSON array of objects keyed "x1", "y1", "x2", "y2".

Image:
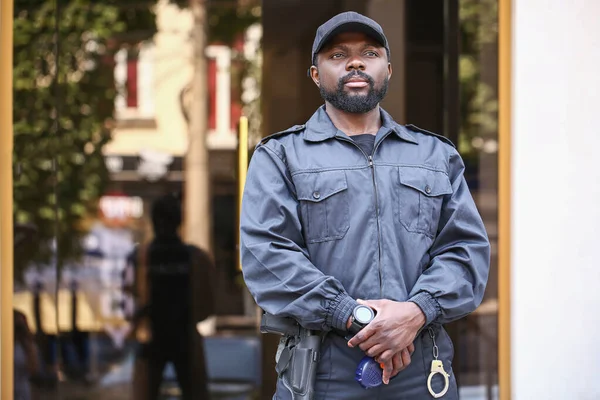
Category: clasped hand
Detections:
[{"x1": 347, "y1": 299, "x2": 425, "y2": 384}]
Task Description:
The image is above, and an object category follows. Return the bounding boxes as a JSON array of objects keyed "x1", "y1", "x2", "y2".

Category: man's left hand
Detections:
[{"x1": 347, "y1": 299, "x2": 426, "y2": 367}]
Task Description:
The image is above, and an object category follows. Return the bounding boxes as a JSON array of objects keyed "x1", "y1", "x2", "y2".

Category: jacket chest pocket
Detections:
[
  {"x1": 294, "y1": 170, "x2": 350, "y2": 244},
  {"x1": 397, "y1": 166, "x2": 453, "y2": 237}
]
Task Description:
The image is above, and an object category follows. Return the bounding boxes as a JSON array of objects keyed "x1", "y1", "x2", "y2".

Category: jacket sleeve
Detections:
[
  {"x1": 240, "y1": 142, "x2": 357, "y2": 332},
  {"x1": 408, "y1": 146, "x2": 491, "y2": 326}
]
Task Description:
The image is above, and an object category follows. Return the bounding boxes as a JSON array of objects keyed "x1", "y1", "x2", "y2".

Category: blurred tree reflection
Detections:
[
  {"x1": 459, "y1": 0, "x2": 498, "y2": 165},
  {"x1": 12, "y1": 0, "x2": 260, "y2": 279},
  {"x1": 12, "y1": 1, "x2": 155, "y2": 277}
]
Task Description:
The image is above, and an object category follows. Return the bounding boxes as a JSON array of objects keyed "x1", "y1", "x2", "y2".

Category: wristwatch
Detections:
[{"x1": 348, "y1": 305, "x2": 376, "y2": 335}]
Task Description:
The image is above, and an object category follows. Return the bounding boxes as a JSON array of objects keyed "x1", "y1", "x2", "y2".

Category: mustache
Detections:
[{"x1": 339, "y1": 70, "x2": 375, "y2": 86}]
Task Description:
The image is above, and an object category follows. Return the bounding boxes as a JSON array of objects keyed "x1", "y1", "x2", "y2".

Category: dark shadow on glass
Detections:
[{"x1": 126, "y1": 193, "x2": 214, "y2": 399}]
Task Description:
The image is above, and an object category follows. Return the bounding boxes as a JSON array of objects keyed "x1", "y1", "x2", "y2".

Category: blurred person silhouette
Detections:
[
  {"x1": 13, "y1": 223, "x2": 43, "y2": 399},
  {"x1": 128, "y1": 193, "x2": 215, "y2": 399},
  {"x1": 14, "y1": 309, "x2": 40, "y2": 400}
]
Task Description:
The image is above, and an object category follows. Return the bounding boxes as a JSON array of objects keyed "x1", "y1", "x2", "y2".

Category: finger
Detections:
[
  {"x1": 362, "y1": 343, "x2": 384, "y2": 358},
  {"x1": 391, "y1": 352, "x2": 403, "y2": 378},
  {"x1": 377, "y1": 349, "x2": 395, "y2": 365},
  {"x1": 400, "y1": 348, "x2": 411, "y2": 369},
  {"x1": 348, "y1": 325, "x2": 376, "y2": 348},
  {"x1": 408, "y1": 342, "x2": 415, "y2": 355},
  {"x1": 381, "y1": 359, "x2": 394, "y2": 385},
  {"x1": 357, "y1": 334, "x2": 381, "y2": 353}
]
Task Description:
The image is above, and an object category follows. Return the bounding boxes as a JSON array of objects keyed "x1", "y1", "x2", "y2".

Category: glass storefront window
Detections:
[
  {"x1": 11, "y1": 1, "x2": 262, "y2": 399},
  {"x1": 445, "y1": 0, "x2": 500, "y2": 398},
  {"x1": 9, "y1": 1, "x2": 500, "y2": 399}
]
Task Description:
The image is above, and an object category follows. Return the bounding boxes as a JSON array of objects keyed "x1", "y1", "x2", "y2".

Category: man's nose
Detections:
[{"x1": 346, "y1": 55, "x2": 365, "y2": 71}]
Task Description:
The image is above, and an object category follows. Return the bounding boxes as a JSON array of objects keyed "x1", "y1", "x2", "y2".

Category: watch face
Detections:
[{"x1": 354, "y1": 306, "x2": 374, "y2": 324}]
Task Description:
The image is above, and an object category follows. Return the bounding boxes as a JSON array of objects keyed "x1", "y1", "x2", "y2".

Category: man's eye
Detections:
[
  {"x1": 331, "y1": 53, "x2": 344, "y2": 59},
  {"x1": 365, "y1": 51, "x2": 378, "y2": 57}
]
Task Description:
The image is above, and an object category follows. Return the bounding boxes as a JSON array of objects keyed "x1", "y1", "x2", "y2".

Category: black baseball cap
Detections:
[{"x1": 311, "y1": 11, "x2": 390, "y2": 65}]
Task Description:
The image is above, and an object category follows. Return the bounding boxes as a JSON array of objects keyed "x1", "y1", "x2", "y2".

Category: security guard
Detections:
[{"x1": 240, "y1": 11, "x2": 490, "y2": 400}]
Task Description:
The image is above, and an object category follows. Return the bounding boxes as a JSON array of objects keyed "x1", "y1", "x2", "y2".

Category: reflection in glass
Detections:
[
  {"x1": 13, "y1": 0, "x2": 262, "y2": 399},
  {"x1": 445, "y1": 1, "x2": 500, "y2": 398}
]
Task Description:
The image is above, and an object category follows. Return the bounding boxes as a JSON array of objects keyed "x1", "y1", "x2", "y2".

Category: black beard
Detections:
[{"x1": 319, "y1": 70, "x2": 389, "y2": 114}]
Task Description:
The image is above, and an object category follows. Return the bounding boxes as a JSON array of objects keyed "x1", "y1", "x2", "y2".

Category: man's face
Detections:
[{"x1": 311, "y1": 31, "x2": 392, "y2": 114}]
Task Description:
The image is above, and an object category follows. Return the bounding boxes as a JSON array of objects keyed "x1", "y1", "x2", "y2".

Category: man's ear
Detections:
[
  {"x1": 309, "y1": 65, "x2": 320, "y2": 87},
  {"x1": 387, "y1": 63, "x2": 393, "y2": 81}
]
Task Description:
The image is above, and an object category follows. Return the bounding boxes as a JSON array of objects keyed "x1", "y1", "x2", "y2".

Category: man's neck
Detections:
[{"x1": 324, "y1": 103, "x2": 382, "y2": 136}]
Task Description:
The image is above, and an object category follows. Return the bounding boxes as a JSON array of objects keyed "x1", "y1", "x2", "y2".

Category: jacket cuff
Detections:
[
  {"x1": 326, "y1": 292, "x2": 358, "y2": 331},
  {"x1": 409, "y1": 291, "x2": 441, "y2": 327}
]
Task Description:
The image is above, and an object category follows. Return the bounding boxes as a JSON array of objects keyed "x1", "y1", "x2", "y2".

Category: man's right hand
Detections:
[
  {"x1": 379, "y1": 343, "x2": 414, "y2": 384},
  {"x1": 346, "y1": 314, "x2": 415, "y2": 384}
]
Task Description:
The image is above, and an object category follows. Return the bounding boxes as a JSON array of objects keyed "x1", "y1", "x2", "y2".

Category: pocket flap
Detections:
[
  {"x1": 295, "y1": 170, "x2": 348, "y2": 202},
  {"x1": 399, "y1": 166, "x2": 452, "y2": 197}
]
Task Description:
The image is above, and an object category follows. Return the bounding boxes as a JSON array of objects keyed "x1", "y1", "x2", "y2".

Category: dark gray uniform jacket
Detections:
[{"x1": 240, "y1": 106, "x2": 490, "y2": 399}]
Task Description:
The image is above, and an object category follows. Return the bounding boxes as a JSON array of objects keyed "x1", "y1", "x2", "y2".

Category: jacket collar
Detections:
[{"x1": 303, "y1": 105, "x2": 418, "y2": 145}]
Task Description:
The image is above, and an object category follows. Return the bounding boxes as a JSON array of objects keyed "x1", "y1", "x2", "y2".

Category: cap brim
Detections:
[{"x1": 315, "y1": 22, "x2": 387, "y2": 56}]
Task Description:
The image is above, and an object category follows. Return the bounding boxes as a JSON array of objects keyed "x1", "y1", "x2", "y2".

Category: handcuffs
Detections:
[{"x1": 427, "y1": 328, "x2": 450, "y2": 398}]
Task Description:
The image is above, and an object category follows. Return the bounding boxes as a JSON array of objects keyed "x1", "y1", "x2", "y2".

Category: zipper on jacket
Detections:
[
  {"x1": 367, "y1": 154, "x2": 383, "y2": 298},
  {"x1": 337, "y1": 132, "x2": 392, "y2": 298},
  {"x1": 369, "y1": 135, "x2": 391, "y2": 298}
]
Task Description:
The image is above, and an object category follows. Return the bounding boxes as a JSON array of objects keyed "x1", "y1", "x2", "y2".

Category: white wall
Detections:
[{"x1": 512, "y1": 1, "x2": 600, "y2": 399}]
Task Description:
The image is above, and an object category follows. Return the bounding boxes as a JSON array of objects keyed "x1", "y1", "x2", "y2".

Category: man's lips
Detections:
[{"x1": 344, "y1": 79, "x2": 369, "y2": 88}]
